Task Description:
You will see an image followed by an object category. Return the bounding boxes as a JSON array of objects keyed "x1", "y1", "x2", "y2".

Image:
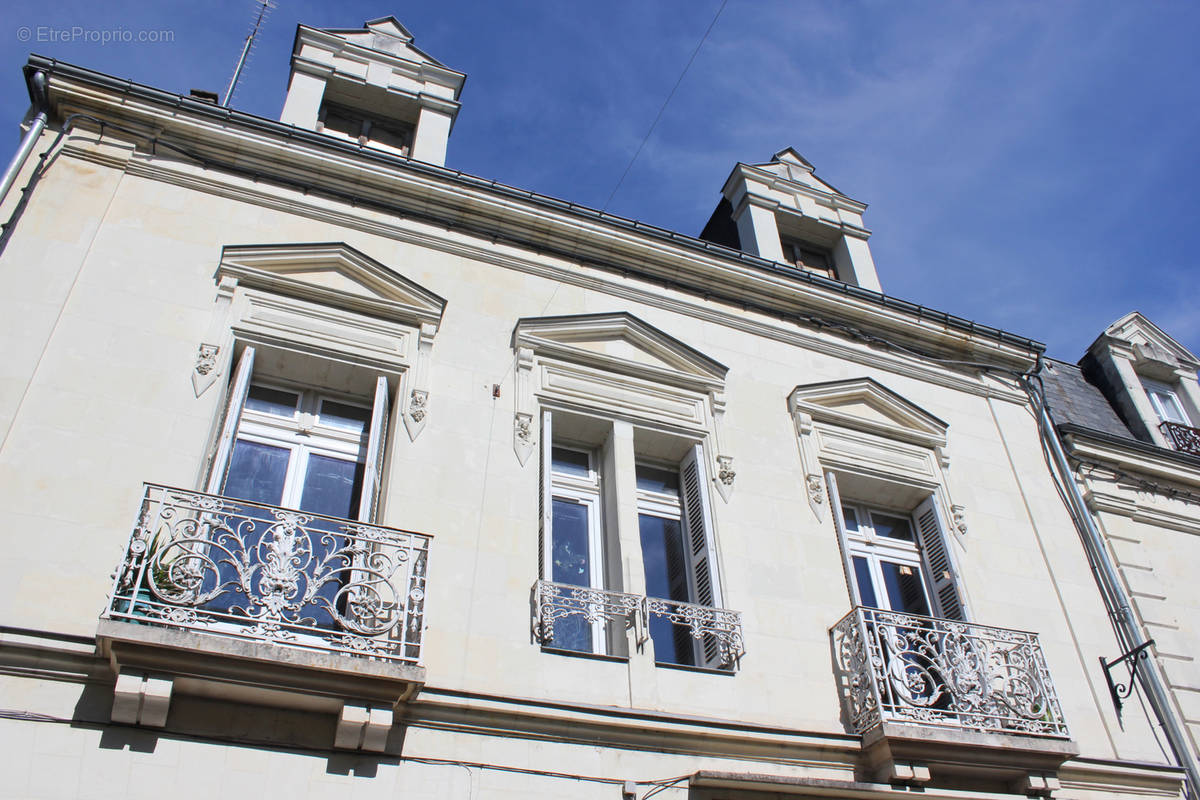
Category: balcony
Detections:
[
  {"x1": 1160, "y1": 421, "x2": 1200, "y2": 456},
  {"x1": 98, "y1": 484, "x2": 432, "y2": 744},
  {"x1": 532, "y1": 579, "x2": 745, "y2": 668},
  {"x1": 832, "y1": 607, "x2": 1075, "y2": 784}
]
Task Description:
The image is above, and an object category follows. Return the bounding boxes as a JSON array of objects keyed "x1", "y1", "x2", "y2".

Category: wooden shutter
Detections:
[
  {"x1": 538, "y1": 410, "x2": 553, "y2": 580},
  {"x1": 913, "y1": 495, "x2": 966, "y2": 620},
  {"x1": 204, "y1": 345, "x2": 255, "y2": 493},
  {"x1": 824, "y1": 471, "x2": 862, "y2": 607},
  {"x1": 357, "y1": 376, "x2": 390, "y2": 522},
  {"x1": 679, "y1": 444, "x2": 723, "y2": 666}
]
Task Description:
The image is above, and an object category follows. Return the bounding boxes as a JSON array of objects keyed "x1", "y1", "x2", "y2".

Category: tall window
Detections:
[
  {"x1": 832, "y1": 489, "x2": 963, "y2": 621},
  {"x1": 538, "y1": 413, "x2": 725, "y2": 667},
  {"x1": 545, "y1": 446, "x2": 605, "y2": 653}
]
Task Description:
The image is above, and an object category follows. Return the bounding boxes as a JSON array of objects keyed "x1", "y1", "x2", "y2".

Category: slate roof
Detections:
[{"x1": 1040, "y1": 358, "x2": 1133, "y2": 439}]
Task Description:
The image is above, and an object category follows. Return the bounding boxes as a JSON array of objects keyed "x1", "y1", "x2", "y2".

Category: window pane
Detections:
[
  {"x1": 852, "y1": 556, "x2": 878, "y2": 608},
  {"x1": 881, "y1": 561, "x2": 930, "y2": 616},
  {"x1": 841, "y1": 506, "x2": 859, "y2": 534},
  {"x1": 551, "y1": 499, "x2": 592, "y2": 586},
  {"x1": 872, "y1": 513, "x2": 914, "y2": 542},
  {"x1": 551, "y1": 447, "x2": 590, "y2": 478},
  {"x1": 640, "y1": 513, "x2": 694, "y2": 666},
  {"x1": 318, "y1": 399, "x2": 372, "y2": 434},
  {"x1": 299, "y1": 454, "x2": 364, "y2": 520},
  {"x1": 636, "y1": 465, "x2": 680, "y2": 495},
  {"x1": 223, "y1": 440, "x2": 290, "y2": 505},
  {"x1": 245, "y1": 385, "x2": 299, "y2": 417}
]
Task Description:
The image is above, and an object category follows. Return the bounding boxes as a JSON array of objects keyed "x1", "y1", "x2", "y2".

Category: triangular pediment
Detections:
[
  {"x1": 513, "y1": 313, "x2": 726, "y2": 392},
  {"x1": 789, "y1": 378, "x2": 948, "y2": 448},
  {"x1": 218, "y1": 243, "x2": 446, "y2": 328},
  {"x1": 320, "y1": 17, "x2": 445, "y2": 68},
  {"x1": 1099, "y1": 311, "x2": 1199, "y2": 371},
  {"x1": 752, "y1": 147, "x2": 843, "y2": 197}
]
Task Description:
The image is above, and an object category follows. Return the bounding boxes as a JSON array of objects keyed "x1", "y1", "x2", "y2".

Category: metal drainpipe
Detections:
[
  {"x1": 0, "y1": 70, "x2": 48, "y2": 209},
  {"x1": 1032, "y1": 375, "x2": 1200, "y2": 798}
]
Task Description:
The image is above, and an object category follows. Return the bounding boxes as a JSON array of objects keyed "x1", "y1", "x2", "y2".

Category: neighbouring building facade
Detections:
[{"x1": 0, "y1": 16, "x2": 1196, "y2": 800}]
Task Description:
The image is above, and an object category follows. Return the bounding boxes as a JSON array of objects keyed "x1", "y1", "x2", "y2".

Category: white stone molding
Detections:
[
  {"x1": 111, "y1": 669, "x2": 172, "y2": 727},
  {"x1": 94, "y1": 145, "x2": 1033, "y2": 401},
  {"x1": 191, "y1": 275, "x2": 238, "y2": 397},
  {"x1": 789, "y1": 378, "x2": 964, "y2": 532},
  {"x1": 511, "y1": 314, "x2": 732, "y2": 492},
  {"x1": 403, "y1": 322, "x2": 437, "y2": 440},
  {"x1": 513, "y1": 346, "x2": 537, "y2": 464},
  {"x1": 334, "y1": 703, "x2": 393, "y2": 753},
  {"x1": 790, "y1": 408, "x2": 826, "y2": 520}
]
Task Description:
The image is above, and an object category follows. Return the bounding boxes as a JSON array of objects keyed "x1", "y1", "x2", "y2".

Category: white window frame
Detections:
[
  {"x1": 841, "y1": 502, "x2": 934, "y2": 616},
  {"x1": 1142, "y1": 378, "x2": 1190, "y2": 426}
]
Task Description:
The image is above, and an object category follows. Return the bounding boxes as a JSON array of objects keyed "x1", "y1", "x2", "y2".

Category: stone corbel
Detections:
[
  {"x1": 334, "y1": 702, "x2": 392, "y2": 753},
  {"x1": 513, "y1": 347, "x2": 536, "y2": 465},
  {"x1": 111, "y1": 669, "x2": 172, "y2": 727},
  {"x1": 191, "y1": 276, "x2": 237, "y2": 397},
  {"x1": 952, "y1": 504, "x2": 968, "y2": 537},
  {"x1": 709, "y1": 391, "x2": 735, "y2": 502},
  {"x1": 789, "y1": 404, "x2": 826, "y2": 520},
  {"x1": 404, "y1": 322, "x2": 437, "y2": 440}
]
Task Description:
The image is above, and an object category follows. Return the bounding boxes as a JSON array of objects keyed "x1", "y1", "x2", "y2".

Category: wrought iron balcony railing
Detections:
[
  {"x1": 531, "y1": 579, "x2": 745, "y2": 667},
  {"x1": 1160, "y1": 421, "x2": 1200, "y2": 456},
  {"x1": 105, "y1": 484, "x2": 431, "y2": 664},
  {"x1": 832, "y1": 606, "x2": 1069, "y2": 738}
]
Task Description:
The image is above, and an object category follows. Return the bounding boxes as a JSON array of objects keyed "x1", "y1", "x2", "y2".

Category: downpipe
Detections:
[
  {"x1": 0, "y1": 70, "x2": 48, "y2": 208},
  {"x1": 1030, "y1": 369, "x2": 1200, "y2": 798}
]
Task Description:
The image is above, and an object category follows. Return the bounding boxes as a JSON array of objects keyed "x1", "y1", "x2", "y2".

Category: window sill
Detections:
[
  {"x1": 538, "y1": 646, "x2": 630, "y2": 663},
  {"x1": 654, "y1": 660, "x2": 736, "y2": 676}
]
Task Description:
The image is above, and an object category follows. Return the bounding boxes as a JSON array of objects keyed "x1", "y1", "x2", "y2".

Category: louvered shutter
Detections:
[
  {"x1": 538, "y1": 410, "x2": 553, "y2": 580},
  {"x1": 679, "y1": 444, "x2": 723, "y2": 667},
  {"x1": 824, "y1": 472, "x2": 862, "y2": 607},
  {"x1": 356, "y1": 376, "x2": 390, "y2": 522},
  {"x1": 913, "y1": 495, "x2": 966, "y2": 620},
  {"x1": 205, "y1": 345, "x2": 255, "y2": 493}
]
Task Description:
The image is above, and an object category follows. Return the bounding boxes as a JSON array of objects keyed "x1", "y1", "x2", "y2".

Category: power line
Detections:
[{"x1": 602, "y1": 0, "x2": 729, "y2": 211}]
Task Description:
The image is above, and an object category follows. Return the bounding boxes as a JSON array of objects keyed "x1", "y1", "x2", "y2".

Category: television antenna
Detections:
[{"x1": 222, "y1": 0, "x2": 276, "y2": 107}]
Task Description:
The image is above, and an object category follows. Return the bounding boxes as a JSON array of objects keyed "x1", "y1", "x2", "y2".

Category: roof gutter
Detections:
[{"x1": 0, "y1": 69, "x2": 47, "y2": 208}]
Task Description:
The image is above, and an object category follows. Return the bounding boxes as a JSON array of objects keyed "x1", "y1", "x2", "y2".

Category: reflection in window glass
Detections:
[
  {"x1": 318, "y1": 400, "x2": 372, "y2": 435},
  {"x1": 872, "y1": 513, "x2": 914, "y2": 542},
  {"x1": 636, "y1": 465, "x2": 680, "y2": 495},
  {"x1": 299, "y1": 454, "x2": 364, "y2": 519},
  {"x1": 245, "y1": 385, "x2": 300, "y2": 418},
  {"x1": 551, "y1": 499, "x2": 591, "y2": 585},
  {"x1": 639, "y1": 513, "x2": 693, "y2": 666},
  {"x1": 224, "y1": 440, "x2": 290, "y2": 505},
  {"x1": 551, "y1": 447, "x2": 590, "y2": 478},
  {"x1": 852, "y1": 556, "x2": 877, "y2": 608},
  {"x1": 881, "y1": 561, "x2": 930, "y2": 616}
]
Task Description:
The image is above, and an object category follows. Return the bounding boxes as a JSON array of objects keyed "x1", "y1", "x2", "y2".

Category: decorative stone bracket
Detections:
[
  {"x1": 335, "y1": 703, "x2": 393, "y2": 753},
  {"x1": 111, "y1": 668, "x2": 173, "y2": 727},
  {"x1": 403, "y1": 322, "x2": 437, "y2": 441},
  {"x1": 513, "y1": 347, "x2": 537, "y2": 465},
  {"x1": 790, "y1": 408, "x2": 826, "y2": 520},
  {"x1": 190, "y1": 276, "x2": 237, "y2": 397}
]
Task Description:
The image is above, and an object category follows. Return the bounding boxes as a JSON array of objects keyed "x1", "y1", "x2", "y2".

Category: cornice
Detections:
[
  {"x1": 1059, "y1": 424, "x2": 1200, "y2": 489},
  {"x1": 71, "y1": 143, "x2": 1025, "y2": 403},
  {"x1": 27, "y1": 57, "x2": 1042, "y2": 374},
  {"x1": 727, "y1": 161, "x2": 870, "y2": 216}
]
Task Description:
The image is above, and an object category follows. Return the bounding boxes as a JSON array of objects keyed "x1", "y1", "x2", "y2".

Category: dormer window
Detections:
[
  {"x1": 780, "y1": 237, "x2": 835, "y2": 279},
  {"x1": 1142, "y1": 379, "x2": 1190, "y2": 426},
  {"x1": 317, "y1": 103, "x2": 414, "y2": 156}
]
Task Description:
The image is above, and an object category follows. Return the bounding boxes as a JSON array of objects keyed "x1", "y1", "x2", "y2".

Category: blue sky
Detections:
[{"x1": 2, "y1": 1, "x2": 1198, "y2": 361}]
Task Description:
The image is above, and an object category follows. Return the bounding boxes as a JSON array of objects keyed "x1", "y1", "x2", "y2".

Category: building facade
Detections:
[{"x1": 0, "y1": 17, "x2": 1195, "y2": 800}]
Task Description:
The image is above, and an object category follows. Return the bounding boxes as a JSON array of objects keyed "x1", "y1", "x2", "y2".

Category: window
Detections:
[
  {"x1": 832, "y1": 484, "x2": 963, "y2": 621},
  {"x1": 208, "y1": 345, "x2": 392, "y2": 523},
  {"x1": 780, "y1": 237, "x2": 835, "y2": 279},
  {"x1": 1142, "y1": 378, "x2": 1190, "y2": 426},
  {"x1": 317, "y1": 102, "x2": 415, "y2": 156},
  {"x1": 537, "y1": 412, "x2": 728, "y2": 668}
]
